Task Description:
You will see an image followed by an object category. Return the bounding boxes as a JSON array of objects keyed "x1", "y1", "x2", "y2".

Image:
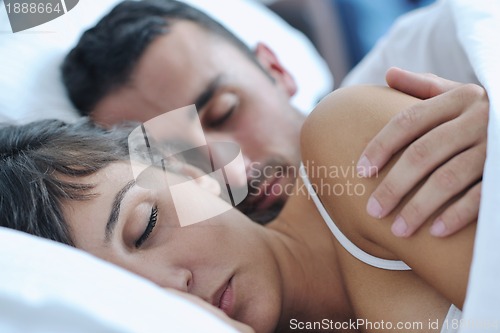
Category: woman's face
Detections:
[{"x1": 62, "y1": 161, "x2": 282, "y2": 333}]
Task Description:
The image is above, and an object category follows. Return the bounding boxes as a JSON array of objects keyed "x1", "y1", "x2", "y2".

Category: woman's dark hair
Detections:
[
  {"x1": 62, "y1": 0, "x2": 260, "y2": 116},
  {"x1": 0, "y1": 119, "x2": 131, "y2": 245}
]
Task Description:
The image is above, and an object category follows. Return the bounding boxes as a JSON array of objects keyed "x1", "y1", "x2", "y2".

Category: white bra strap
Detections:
[{"x1": 300, "y1": 163, "x2": 411, "y2": 271}]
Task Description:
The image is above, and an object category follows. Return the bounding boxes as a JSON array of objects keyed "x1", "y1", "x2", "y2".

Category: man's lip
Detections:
[
  {"x1": 254, "y1": 177, "x2": 281, "y2": 210},
  {"x1": 213, "y1": 276, "x2": 234, "y2": 316}
]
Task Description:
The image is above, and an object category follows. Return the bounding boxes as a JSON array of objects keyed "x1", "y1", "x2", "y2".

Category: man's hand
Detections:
[{"x1": 357, "y1": 67, "x2": 488, "y2": 237}]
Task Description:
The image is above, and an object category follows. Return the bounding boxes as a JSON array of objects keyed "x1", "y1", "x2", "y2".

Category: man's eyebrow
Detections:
[
  {"x1": 194, "y1": 75, "x2": 223, "y2": 111},
  {"x1": 105, "y1": 179, "x2": 136, "y2": 242}
]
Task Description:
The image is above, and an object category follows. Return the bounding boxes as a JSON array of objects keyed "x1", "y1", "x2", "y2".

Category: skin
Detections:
[
  {"x1": 88, "y1": 18, "x2": 486, "y2": 233},
  {"x1": 63, "y1": 86, "x2": 474, "y2": 333},
  {"x1": 168, "y1": 289, "x2": 255, "y2": 333},
  {"x1": 301, "y1": 86, "x2": 474, "y2": 309},
  {"x1": 92, "y1": 21, "x2": 304, "y2": 221},
  {"x1": 64, "y1": 162, "x2": 285, "y2": 333},
  {"x1": 360, "y1": 68, "x2": 487, "y2": 237}
]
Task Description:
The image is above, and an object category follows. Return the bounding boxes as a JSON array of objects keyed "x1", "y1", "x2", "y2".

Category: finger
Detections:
[
  {"x1": 358, "y1": 86, "x2": 469, "y2": 178},
  {"x1": 390, "y1": 144, "x2": 485, "y2": 237},
  {"x1": 430, "y1": 182, "x2": 482, "y2": 237},
  {"x1": 386, "y1": 67, "x2": 463, "y2": 99},
  {"x1": 367, "y1": 103, "x2": 484, "y2": 219}
]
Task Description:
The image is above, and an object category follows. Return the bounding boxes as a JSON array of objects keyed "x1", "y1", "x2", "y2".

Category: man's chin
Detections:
[
  {"x1": 240, "y1": 158, "x2": 297, "y2": 224},
  {"x1": 238, "y1": 197, "x2": 285, "y2": 225},
  {"x1": 245, "y1": 206, "x2": 283, "y2": 224}
]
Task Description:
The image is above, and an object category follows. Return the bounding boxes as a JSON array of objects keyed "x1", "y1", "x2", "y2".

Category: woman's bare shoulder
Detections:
[
  {"x1": 300, "y1": 85, "x2": 419, "y2": 258},
  {"x1": 300, "y1": 85, "x2": 473, "y2": 308},
  {"x1": 301, "y1": 85, "x2": 416, "y2": 147}
]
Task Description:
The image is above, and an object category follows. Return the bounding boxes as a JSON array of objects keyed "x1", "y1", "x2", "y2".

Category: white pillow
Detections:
[
  {"x1": 0, "y1": 0, "x2": 122, "y2": 124},
  {"x1": 0, "y1": 227, "x2": 241, "y2": 333},
  {"x1": 0, "y1": 0, "x2": 332, "y2": 124},
  {"x1": 0, "y1": 2, "x2": 331, "y2": 330}
]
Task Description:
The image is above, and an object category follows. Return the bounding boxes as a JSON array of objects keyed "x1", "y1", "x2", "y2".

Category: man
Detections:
[{"x1": 62, "y1": 0, "x2": 487, "y2": 235}]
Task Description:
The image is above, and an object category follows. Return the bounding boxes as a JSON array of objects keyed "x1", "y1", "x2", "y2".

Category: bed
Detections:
[
  {"x1": 1, "y1": 0, "x2": 499, "y2": 331},
  {"x1": 0, "y1": 0, "x2": 331, "y2": 331}
]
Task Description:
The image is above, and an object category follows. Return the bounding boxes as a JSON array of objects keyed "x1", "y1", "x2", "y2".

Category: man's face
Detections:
[{"x1": 92, "y1": 21, "x2": 305, "y2": 222}]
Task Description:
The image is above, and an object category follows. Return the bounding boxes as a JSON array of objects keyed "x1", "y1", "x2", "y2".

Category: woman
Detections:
[{"x1": 0, "y1": 86, "x2": 475, "y2": 333}]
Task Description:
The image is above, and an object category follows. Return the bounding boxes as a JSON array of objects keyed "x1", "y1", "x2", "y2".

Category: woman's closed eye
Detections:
[{"x1": 135, "y1": 205, "x2": 158, "y2": 248}]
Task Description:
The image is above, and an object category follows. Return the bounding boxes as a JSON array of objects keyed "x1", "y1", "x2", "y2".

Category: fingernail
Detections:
[
  {"x1": 430, "y1": 219, "x2": 447, "y2": 237},
  {"x1": 367, "y1": 196, "x2": 383, "y2": 218},
  {"x1": 392, "y1": 216, "x2": 408, "y2": 237},
  {"x1": 357, "y1": 155, "x2": 372, "y2": 177}
]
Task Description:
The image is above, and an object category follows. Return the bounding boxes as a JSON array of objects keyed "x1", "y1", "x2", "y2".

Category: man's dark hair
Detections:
[
  {"x1": 0, "y1": 119, "x2": 130, "y2": 245},
  {"x1": 62, "y1": 0, "x2": 258, "y2": 116}
]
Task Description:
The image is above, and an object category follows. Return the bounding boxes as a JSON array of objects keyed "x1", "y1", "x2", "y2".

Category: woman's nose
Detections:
[{"x1": 162, "y1": 267, "x2": 192, "y2": 293}]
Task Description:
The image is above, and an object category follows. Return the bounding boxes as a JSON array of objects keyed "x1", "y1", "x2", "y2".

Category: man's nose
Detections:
[{"x1": 207, "y1": 140, "x2": 249, "y2": 189}]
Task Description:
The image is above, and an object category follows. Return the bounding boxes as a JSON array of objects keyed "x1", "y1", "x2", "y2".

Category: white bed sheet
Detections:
[
  {"x1": 451, "y1": 1, "x2": 500, "y2": 331},
  {"x1": 344, "y1": 0, "x2": 500, "y2": 329},
  {"x1": 0, "y1": 227, "x2": 240, "y2": 333}
]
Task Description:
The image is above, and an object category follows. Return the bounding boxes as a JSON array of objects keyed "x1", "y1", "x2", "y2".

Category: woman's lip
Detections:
[{"x1": 216, "y1": 276, "x2": 234, "y2": 317}]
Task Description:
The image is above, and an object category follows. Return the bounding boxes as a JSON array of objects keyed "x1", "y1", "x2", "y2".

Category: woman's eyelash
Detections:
[{"x1": 135, "y1": 205, "x2": 158, "y2": 248}]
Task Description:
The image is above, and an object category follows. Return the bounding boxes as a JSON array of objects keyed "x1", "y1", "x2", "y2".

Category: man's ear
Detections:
[{"x1": 254, "y1": 42, "x2": 297, "y2": 97}]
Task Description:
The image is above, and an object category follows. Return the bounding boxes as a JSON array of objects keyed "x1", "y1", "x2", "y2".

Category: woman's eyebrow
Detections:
[{"x1": 105, "y1": 179, "x2": 136, "y2": 242}]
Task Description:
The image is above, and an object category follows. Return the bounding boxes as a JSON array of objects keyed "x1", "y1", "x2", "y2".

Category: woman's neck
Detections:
[{"x1": 264, "y1": 176, "x2": 356, "y2": 332}]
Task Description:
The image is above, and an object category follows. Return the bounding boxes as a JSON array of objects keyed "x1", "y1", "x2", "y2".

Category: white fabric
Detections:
[
  {"x1": 344, "y1": 0, "x2": 500, "y2": 330},
  {"x1": 299, "y1": 163, "x2": 411, "y2": 271},
  {"x1": 342, "y1": 0, "x2": 480, "y2": 87},
  {"x1": 0, "y1": 227, "x2": 239, "y2": 333},
  {"x1": 0, "y1": 0, "x2": 332, "y2": 124},
  {"x1": 449, "y1": 1, "x2": 500, "y2": 332},
  {"x1": 0, "y1": 112, "x2": 12, "y2": 123},
  {"x1": 442, "y1": 305, "x2": 462, "y2": 333}
]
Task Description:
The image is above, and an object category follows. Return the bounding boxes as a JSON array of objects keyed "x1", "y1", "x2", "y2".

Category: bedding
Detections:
[
  {"x1": 449, "y1": 1, "x2": 500, "y2": 330},
  {"x1": 341, "y1": 0, "x2": 480, "y2": 87},
  {"x1": 345, "y1": 0, "x2": 500, "y2": 329},
  {"x1": 0, "y1": 0, "x2": 332, "y2": 124},
  {"x1": 1, "y1": 0, "x2": 498, "y2": 331},
  {"x1": 0, "y1": 0, "x2": 331, "y2": 331},
  {"x1": 0, "y1": 227, "x2": 242, "y2": 333}
]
